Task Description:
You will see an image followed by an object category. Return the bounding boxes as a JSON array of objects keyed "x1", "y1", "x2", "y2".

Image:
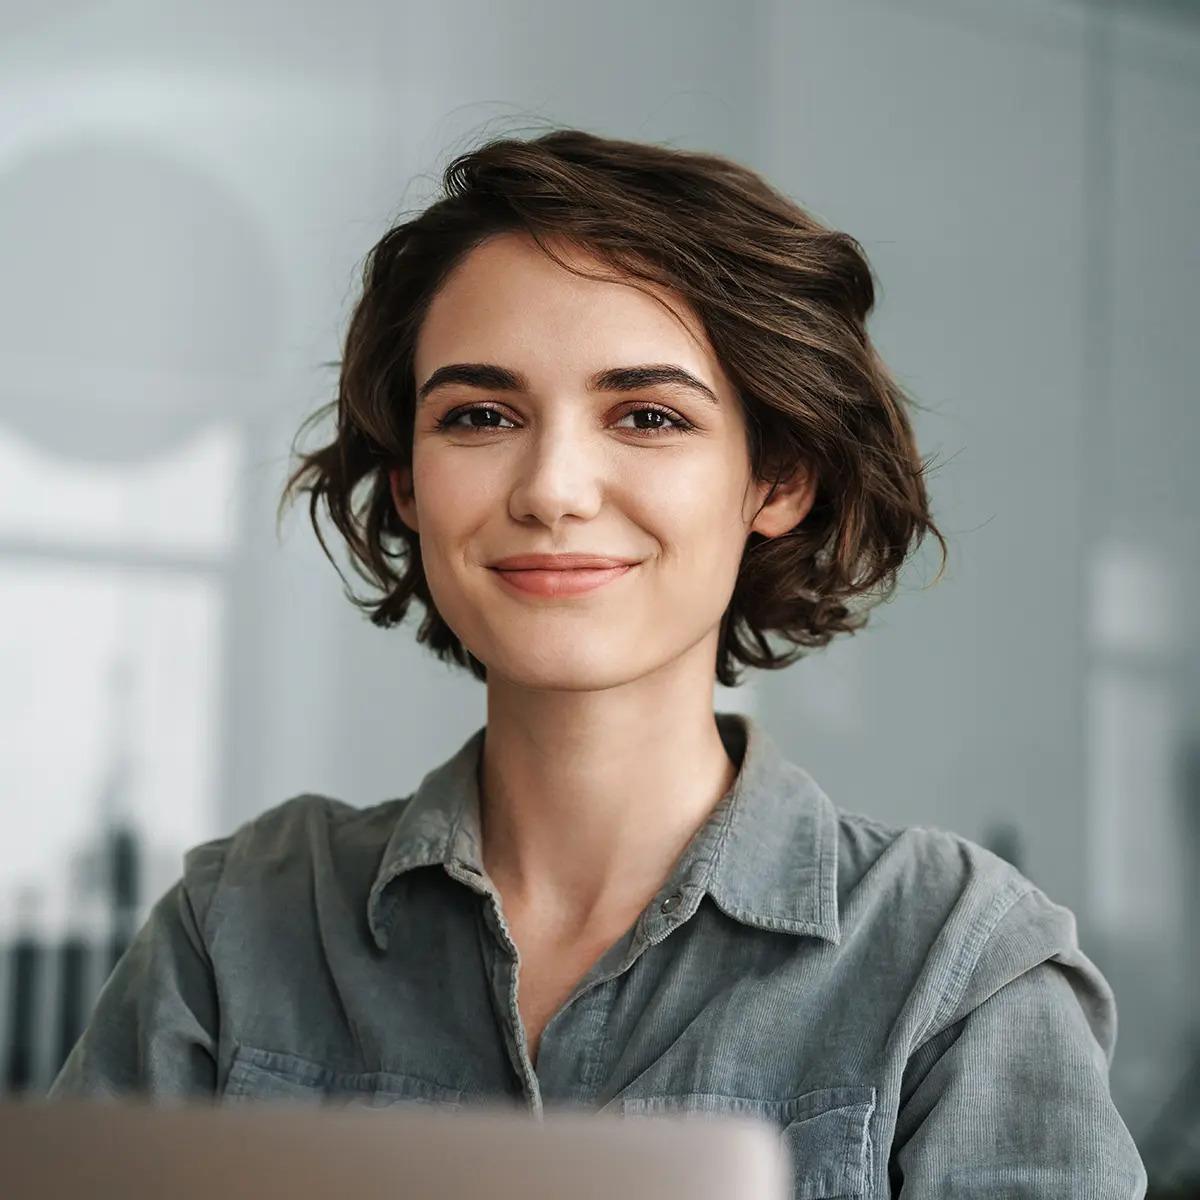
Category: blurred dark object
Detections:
[
  {"x1": 55, "y1": 933, "x2": 88, "y2": 1070},
  {"x1": 1142, "y1": 734, "x2": 1200, "y2": 1197},
  {"x1": 2, "y1": 817, "x2": 141, "y2": 1094},
  {"x1": 981, "y1": 819, "x2": 1025, "y2": 875},
  {"x1": 1147, "y1": 1182, "x2": 1200, "y2": 1200},
  {"x1": 106, "y1": 820, "x2": 139, "y2": 973},
  {"x1": 2, "y1": 890, "x2": 41, "y2": 1092}
]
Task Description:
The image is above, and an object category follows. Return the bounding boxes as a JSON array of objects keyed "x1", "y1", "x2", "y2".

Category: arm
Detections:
[
  {"x1": 892, "y1": 888, "x2": 1147, "y2": 1198},
  {"x1": 47, "y1": 838, "x2": 227, "y2": 1099}
]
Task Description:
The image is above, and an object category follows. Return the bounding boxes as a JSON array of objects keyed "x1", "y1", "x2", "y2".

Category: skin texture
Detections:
[{"x1": 389, "y1": 231, "x2": 816, "y2": 1062}]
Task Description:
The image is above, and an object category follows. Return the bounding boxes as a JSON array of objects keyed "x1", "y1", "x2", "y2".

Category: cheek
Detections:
[
  {"x1": 645, "y1": 468, "x2": 749, "y2": 561},
  {"x1": 412, "y1": 452, "x2": 493, "y2": 533}
]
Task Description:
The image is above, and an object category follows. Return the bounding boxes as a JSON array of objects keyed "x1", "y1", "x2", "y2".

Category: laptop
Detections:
[{"x1": 1, "y1": 1095, "x2": 791, "y2": 1199}]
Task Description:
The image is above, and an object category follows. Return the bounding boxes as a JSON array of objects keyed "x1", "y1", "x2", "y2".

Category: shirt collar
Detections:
[{"x1": 366, "y1": 709, "x2": 841, "y2": 951}]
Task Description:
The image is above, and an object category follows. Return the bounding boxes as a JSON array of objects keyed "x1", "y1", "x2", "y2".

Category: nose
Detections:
[{"x1": 506, "y1": 423, "x2": 606, "y2": 528}]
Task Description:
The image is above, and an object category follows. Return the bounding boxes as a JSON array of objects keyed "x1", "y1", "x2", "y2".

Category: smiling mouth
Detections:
[{"x1": 488, "y1": 563, "x2": 636, "y2": 597}]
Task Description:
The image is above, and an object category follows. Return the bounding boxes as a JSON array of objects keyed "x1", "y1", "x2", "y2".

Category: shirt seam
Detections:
[
  {"x1": 813, "y1": 786, "x2": 826, "y2": 927},
  {"x1": 917, "y1": 876, "x2": 1037, "y2": 1047},
  {"x1": 188, "y1": 837, "x2": 232, "y2": 953}
]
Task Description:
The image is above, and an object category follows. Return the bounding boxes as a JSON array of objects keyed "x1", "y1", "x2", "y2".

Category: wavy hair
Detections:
[{"x1": 278, "y1": 125, "x2": 948, "y2": 688}]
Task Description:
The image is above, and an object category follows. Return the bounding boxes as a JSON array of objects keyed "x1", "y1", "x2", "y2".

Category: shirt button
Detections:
[{"x1": 660, "y1": 892, "x2": 682, "y2": 914}]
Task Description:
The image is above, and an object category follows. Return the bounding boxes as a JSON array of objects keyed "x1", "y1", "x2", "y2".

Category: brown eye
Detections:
[
  {"x1": 434, "y1": 405, "x2": 515, "y2": 431},
  {"x1": 620, "y1": 407, "x2": 682, "y2": 432},
  {"x1": 616, "y1": 405, "x2": 694, "y2": 435}
]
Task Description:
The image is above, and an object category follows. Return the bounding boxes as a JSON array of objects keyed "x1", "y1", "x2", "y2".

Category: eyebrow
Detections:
[{"x1": 416, "y1": 362, "x2": 720, "y2": 407}]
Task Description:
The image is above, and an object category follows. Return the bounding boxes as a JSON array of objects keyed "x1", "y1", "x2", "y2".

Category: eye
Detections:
[
  {"x1": 433, "y1": 405, "x2": 516, "y2": 432},
  {"x1": 615, "y1": 404, "x2": 695, "y2": 435},
  {"x1": 433, "y1": 403, "x2": 695, "y2": 437}
]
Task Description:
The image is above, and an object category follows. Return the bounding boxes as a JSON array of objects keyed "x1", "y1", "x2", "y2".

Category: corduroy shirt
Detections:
[{"x1": 49, "y1": 710, "x2": 1146, "y2": 1197}]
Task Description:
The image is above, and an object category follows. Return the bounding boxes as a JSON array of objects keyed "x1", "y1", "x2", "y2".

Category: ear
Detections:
[
  {"x1": 748, "y1": 462, "x2": 818, "y2": 539},
  {"x1": 388, "y1": 466, "x2": 419, "y2": 533}
]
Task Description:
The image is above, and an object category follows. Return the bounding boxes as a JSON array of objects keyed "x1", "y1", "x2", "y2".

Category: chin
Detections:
[{"x1": 485, "y1": 644, "x2": 645, "y2": 693}]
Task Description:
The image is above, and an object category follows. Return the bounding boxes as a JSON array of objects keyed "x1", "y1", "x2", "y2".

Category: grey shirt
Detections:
[{"x1": 49, "y1": 710, "x2": 1147, "y2": 1197}]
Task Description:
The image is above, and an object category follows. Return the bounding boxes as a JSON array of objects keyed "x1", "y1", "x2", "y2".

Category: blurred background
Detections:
[{"x1": 0, "y1": 0, "x2": 1196, "y2": 1189}]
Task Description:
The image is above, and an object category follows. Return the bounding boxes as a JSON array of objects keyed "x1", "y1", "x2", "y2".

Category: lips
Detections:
[
  {"x1": 489, "y1": 561, "x2": 638, "y2": 600},
  {"x1": 488, "y1": 553, "x2": 640, "y2": 570}
]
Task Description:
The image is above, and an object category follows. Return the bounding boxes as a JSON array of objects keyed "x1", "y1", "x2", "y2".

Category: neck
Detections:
[{"x1": 477, "y1": 668, "x2": 741, "y2": 935}]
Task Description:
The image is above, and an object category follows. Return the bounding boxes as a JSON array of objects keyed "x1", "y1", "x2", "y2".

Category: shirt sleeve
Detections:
[
  {"x1": 891, "y1": 883, "x2": 1148, "y2": 1198},
  {"x1": 46, "y1": 836, "x2": 228, "y2": 1100}
]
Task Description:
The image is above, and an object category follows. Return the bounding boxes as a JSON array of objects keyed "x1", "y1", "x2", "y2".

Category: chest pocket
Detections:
[
  {"x1": 613, "y1": 1085, "x2": 876, "y2": 1200},
  {"x1": 222, "y1": 1043, "x2": 467, "y2": 1109}
]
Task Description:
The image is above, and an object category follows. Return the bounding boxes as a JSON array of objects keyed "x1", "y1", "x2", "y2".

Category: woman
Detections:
[{"x1": 51, "y1": 128, "x2": 1147, "y2": 1195}]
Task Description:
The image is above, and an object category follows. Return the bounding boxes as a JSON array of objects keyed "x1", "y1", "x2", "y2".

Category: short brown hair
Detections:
[{"x1": 278, "y1": 125, "x2": 948, "y2": 688}]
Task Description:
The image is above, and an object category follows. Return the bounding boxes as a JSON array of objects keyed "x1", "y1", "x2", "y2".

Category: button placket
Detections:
[{"x1": 450, "y1": 855, "x2": 541, "y2": 1113}]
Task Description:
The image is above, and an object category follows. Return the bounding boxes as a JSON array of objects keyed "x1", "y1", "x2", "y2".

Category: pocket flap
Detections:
[
  {"x1": 780, "y1": 1092, "x2": 875, "y2": 1199},
  {"x1": 222, "y1": 1043, "x2": 466, "y2": 1108},
  {"x1": 617, "y1": 1085, "x2": 876, "y2": 1199}
]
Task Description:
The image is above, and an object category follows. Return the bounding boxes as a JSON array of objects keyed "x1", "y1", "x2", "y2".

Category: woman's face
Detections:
[{"x1": 391, "y1": 230, "x2": 813, "y2": 691}]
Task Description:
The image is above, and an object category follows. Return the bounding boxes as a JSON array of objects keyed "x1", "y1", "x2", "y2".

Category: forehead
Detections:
[{"x1": 413, "y1": 231, "x2": 725, "y2": 388}]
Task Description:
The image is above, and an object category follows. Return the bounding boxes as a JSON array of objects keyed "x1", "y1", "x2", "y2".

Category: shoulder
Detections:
[
  {"x1": 833, "y1": 801, "x2": 1042, "y2": 921},
  {"x1": 179, "y1": 792, "x2": 412, "y2": 942},
  {"x1": 830, "y1": 803, "x2": 1109, "y2": 1043},
  {"x1": 838, "y1": 802, "x2": 1085, "y2": 954}
]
